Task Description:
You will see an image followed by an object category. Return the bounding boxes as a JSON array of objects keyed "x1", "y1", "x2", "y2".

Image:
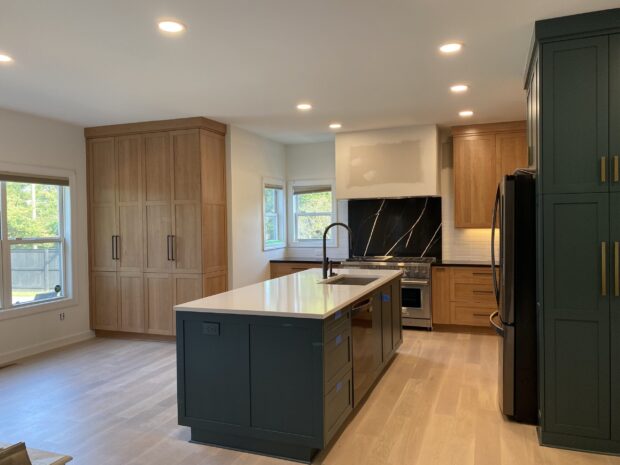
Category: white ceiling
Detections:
[{"x1": 0, "y1": 0, "x2": 619, "y2": 144}]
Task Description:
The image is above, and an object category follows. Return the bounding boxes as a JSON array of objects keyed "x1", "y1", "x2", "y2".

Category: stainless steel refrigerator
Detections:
[{"x1": 490, "y1": 170, "x2": 538, "y2": 424}]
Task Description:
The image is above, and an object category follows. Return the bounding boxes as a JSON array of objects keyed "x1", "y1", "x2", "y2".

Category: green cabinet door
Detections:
[
  {"x1": 542, "y1": 36, "x2": 609, "y2": 194},
  {"x1": 391, "y1": 279, "x2": 402, "y2": 348},
  {"x1": 611, "y1": 193, "x2": 620, "y2": 441},
  {"x1": 381, "y1": 285, "x2": 393, "y2": 361},
  {"x1": 610, "y1": 35, "x2": 620, "y2": 193},
  {"x1": 542, "y1": 193, "x2": 610, "y2": 438}
]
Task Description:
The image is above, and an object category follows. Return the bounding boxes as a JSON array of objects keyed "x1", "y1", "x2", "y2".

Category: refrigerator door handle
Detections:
[
  {"x1": 491, "y1": 184, "x2": 501, "y2": 306},
  {"x1": 489, "y1": 311, "x2": 504, "y2": 336}
]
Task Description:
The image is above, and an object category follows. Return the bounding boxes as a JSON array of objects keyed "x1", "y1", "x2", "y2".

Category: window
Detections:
[
  {"x1": 0, "y1": 175, "x2": 70, "y2": 311},
  {"x1": 288, "y1": 180, "x2": 337, "y2": 246},
  {"x1": 263, "y1": 178, "x2": 286, "y2": 250}
]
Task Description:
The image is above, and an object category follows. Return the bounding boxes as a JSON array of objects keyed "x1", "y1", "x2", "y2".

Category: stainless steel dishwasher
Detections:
[{"x1": 351, "y1": 294, "x2": 382, "y2": 405}]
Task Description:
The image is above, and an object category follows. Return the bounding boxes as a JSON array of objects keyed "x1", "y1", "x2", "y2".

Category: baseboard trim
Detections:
[
  {"x1": 94, "y1": 330, "x2": 175, "y2": 342},
  {"x1": 0, "y1": 330, "x2": 95, "y2": 366}
]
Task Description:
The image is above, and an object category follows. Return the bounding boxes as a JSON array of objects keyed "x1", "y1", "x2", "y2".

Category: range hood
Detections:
[{"x1": 335, "y1": 125, "x2": 440, "y2": 200}]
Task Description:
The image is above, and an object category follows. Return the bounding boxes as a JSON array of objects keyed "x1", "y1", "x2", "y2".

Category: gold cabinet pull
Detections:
[
  {"x1": 614, "y1": 156, "x2": 619, "y2": 183},
  {"x1": 602, "y1": 241, "x2": 607, "y2": 296},
  {"x1": 601, "y1": 156, "x2": 607, "y2": 183},
  {"x1": 615, "y1": 241, "x2": 619, "y2": 297}
]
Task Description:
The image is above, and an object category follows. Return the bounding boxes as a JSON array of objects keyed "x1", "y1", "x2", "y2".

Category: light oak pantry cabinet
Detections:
[
  {"x1": 86, "y1": 118, "x2": 228, "y2": 337},
  {"x1": 452, "y1": 121, "x2": 528, "y2": 228}
]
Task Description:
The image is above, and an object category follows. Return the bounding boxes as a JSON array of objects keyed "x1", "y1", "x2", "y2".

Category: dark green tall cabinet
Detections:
[{"x1": 529, "y1": 8, "x2": 620, "y2": 454}]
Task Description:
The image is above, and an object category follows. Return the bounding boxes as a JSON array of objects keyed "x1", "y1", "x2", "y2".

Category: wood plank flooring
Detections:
[{"x1": 0, "y1": 330, "x2": 618, "y2": 465}]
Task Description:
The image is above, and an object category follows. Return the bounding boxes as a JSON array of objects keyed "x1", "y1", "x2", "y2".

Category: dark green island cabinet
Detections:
[
  {"x1": 528, "y1": 8, "x2": 620, "y2": 455},
  {"x1": 175, "y1": 271, "x2": 402, "y2": 462}
]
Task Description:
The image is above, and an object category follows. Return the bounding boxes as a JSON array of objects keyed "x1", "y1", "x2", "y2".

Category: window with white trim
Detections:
[
  {"x1": 263, "y1": 179, "x2": 286, "y2": 250},
  {"x1": 0, "y1": 175, "x2": 69, "y2": 310},
  {"x1": 288, "y1": 180, "x2": 336, "y2": 247}
]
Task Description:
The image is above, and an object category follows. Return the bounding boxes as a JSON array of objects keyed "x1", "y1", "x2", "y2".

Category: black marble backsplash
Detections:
[{"x1": 348, "y1": 197, "x2": 442, "y2": 258}]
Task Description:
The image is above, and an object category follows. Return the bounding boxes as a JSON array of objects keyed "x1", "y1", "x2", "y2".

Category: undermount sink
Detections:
[{"x1": 321, "y1": 275, "x2": 378, "y2": 286}]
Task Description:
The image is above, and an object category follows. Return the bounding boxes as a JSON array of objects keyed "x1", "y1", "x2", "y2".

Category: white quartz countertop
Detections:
[{"x1": 174, "y1": 268, "x2": 403, "y2": 319}]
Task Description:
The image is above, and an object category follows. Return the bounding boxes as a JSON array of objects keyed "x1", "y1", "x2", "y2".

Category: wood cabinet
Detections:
[
  {"x1": 431, "y1": 266, "x2": 496, "y2": 327},
  {"x1": 270, "y1": 261, "x2": 322, "y2": 279},
  {"x1": 452, "y1": 121, "x2": 528, "y2": 228},
  {"x1": 87, "y1": 118, "x2": 228, "y2": 336}
]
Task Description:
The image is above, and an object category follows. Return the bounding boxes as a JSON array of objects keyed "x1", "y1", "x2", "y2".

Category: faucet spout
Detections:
[{"x1": 322, "y1": 222, "x2": 353, "y2": 279}]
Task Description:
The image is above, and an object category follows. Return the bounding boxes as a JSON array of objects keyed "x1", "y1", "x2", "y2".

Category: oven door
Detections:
[{"x1": 401, "y1": 279, "x2": 431, "y2": 328}]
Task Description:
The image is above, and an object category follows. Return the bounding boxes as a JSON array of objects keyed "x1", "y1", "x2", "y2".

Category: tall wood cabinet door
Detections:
[
  {"x1": 145, "y1": 274, "x2": 174, "y2": 335},
  {"x1": 117, "y1": 135, "x2": 143, "y2": 272},
  {"x1": 610, "y1": 193, "x2": 620, "y2": 441},
  {"x1": 496, "y1": 131, "x2": 528, "y2": 183},
  {"x1": 454, "y1": 134, "x2": 497, "y2": 228},
  {"x1": 542, "y1": 36, "x2": 609, "y2": 194},
  {"x1": 143, "y1": 133, "x2": 172, "y2": 273},
  {"x1": 91, "y1": 272, "x2": 119, "y2": 330},
  {"x1": 431, "y1": 267, "x2": 451, "y2": 324},
  {"x1": 171, "y1": 130, "x2": 202, "y2": 273},
  {"x1": 542, "y1": 193, "x2": 610, "y2": 439},
  {"x1": 89, "y1": 138, "x2": 118, "y2": 272},
  {"x1": 610, "y1": 35, "x2": 620, "y2": 193},
  {"x1": 119, "y1": 273, "x2": 145, "y2": 333},
  {"x1": 174, "y1": 274, "x2": 203, "y2": 335}
]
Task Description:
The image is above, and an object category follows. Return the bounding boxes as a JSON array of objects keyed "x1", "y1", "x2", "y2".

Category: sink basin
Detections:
[{"x1": 321, "y1": 275, "x2": 378, "y2": 286}]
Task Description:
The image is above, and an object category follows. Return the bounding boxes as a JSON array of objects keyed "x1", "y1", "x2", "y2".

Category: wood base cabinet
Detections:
[
  {"x1": 87, "y1": 118, "x2": 228, "y2": 336},
  {"x1": 431, "y1": 266, "x2": 496, "y2": 327}
]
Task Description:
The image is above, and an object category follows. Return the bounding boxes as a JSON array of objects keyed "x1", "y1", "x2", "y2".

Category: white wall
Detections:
[
  {"x1": 440, "y1": 131, "x2": 497, "y2": 262},
  {"x1": 0, "y1": 108, "x2": 91, "y2": 364},
  {"x1": 227, "y1": 126, "x2": 286, "y2": 288},
  {"x1": 285, "y1": 142, "x2": 349, "y2": 260}
]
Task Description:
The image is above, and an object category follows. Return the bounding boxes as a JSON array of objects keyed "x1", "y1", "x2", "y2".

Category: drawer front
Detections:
[
  {"x1": 324, "y1": 329, "x2": 351, "y2": 387},
  {"x1": 450, "y1": 302, "x2": 493, "y2": 327},
  {"x1": 324, "y1": 370, "x2": 353, "y2": 443},
  {"x1": 325, "y1": 307, "x2": 351, "y2": 340},
  {"x1": 451, "y1": 267, "x2": 495, "y2": 285},
  {"x1": 269, "y1": 262, "x2": 321, "y2": 279},
  {"x1": 451, "y1": 282, "x2": 496, "y2": 306}
]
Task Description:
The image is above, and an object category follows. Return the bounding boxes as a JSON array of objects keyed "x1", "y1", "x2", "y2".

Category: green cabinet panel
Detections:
[
  {"x1": 611, "y1": 193, "x2": 620, "y2": 441},
  {"x1": 391, "y1": 280, "x2": 402, "y2": 348},
  {"x1": 180, "y1": 316, "x2": 250, "y2": 427},
  {"x1": 542, "y1": 194, "x2": 610, "y2": 438},
  {"x1": 381, "y1": 285, "x2": 393, "y2": 361},
  {"x1": 610, "y1": 35, "x2": 620, "y2": 193},
  {"x1": 541, "y1": 36, "x2": 609, "y2": 194},
  {"x1": 249, "y1": 322, "x2": 323, "y2": 438}
]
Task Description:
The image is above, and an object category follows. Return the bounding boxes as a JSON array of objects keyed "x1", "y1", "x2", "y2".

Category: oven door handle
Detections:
[{"x1": 401, "y1": 279, "x2": 429, "y2": 286}]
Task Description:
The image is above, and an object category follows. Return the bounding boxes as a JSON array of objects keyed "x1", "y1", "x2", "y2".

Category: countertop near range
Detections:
[
  {"x1": 434, "y1": 259, "x2": 495, "y2": 267},
  {"x1": 175, "y1": 268, "x2": 403, "y2": 319},
  {"x1": 269, "y1": 257, "x2": 347, "y2": 264}
]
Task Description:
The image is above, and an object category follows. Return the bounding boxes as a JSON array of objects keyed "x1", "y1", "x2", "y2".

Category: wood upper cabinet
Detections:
[
  {"x1": 86, "y1": 117, "x2": 228, "y2": 336},
  {"x1": 453, "y1": 121, "x2": 527, "y2": 228}
]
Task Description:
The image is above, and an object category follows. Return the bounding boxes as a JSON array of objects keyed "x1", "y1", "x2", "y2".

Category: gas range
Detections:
[
  {"x1": 344, "y1": 256, "x2": 436, "y2": 329},
  {"x1": 345, "y1": 256, "x2": 436, "y2": 280}
]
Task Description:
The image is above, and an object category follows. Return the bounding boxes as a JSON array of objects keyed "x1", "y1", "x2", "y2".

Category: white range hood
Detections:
[{"x1": 335, "y1": 124, "x2": 440, "y2": 200}]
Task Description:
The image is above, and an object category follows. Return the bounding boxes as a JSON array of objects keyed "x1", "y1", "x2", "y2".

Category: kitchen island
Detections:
[{"x1": 174, "y1": 268, "x2": 403, "y2": 462}]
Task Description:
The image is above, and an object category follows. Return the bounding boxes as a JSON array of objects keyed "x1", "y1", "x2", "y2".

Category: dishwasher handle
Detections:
[{"x1": 351, "y1": 297, "x2": 373, "y2": 314}]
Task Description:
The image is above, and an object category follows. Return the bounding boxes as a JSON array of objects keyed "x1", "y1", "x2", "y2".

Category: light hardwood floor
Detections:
[{"x1": 0, "y1": 331, "x2": 618, "y2": 465}]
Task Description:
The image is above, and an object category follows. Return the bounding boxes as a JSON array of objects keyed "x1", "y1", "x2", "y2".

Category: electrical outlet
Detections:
[{"x1": 59, "y1": 312, "x2": 65, "y2": 321}]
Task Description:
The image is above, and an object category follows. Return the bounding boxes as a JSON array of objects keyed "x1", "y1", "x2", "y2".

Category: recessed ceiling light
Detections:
[
  {"x1": 297, "y1": 103, "x2": 312, "y2": 111},
  {"x1": 439, "y1": 43, "x2": 462, "y2": 54},
  {"x1": 329, "y1": 123, "x2": 342, "y2": 129},
  {"x1": 450, "y1": 84, "x2": 469, "y2": 93},
  {"x1": 0, "y1": 54, "x2": 14, "y2": 63},
  {"x1": 459, "y1": 110, "x2": 474, "y2": 117},
  {"x1": 158, "y1": 20, "x2": 186, "y2": 33}
]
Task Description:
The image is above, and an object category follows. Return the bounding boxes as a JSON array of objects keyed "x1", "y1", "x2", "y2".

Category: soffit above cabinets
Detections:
[{"x1": 335, "y1": 125, "x2": 440, "y2": 200}]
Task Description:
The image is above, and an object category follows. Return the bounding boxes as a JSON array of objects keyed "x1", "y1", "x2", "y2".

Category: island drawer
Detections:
[
  {"x1": 324, "y1": 329, "x2": 351, "y2": 388},
  {"x1": 324, "y1": 369, "x2": 353, "y2": 444},
  {"x1": 325, "y1": 307, "x2": 351, "y2": 340}
]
